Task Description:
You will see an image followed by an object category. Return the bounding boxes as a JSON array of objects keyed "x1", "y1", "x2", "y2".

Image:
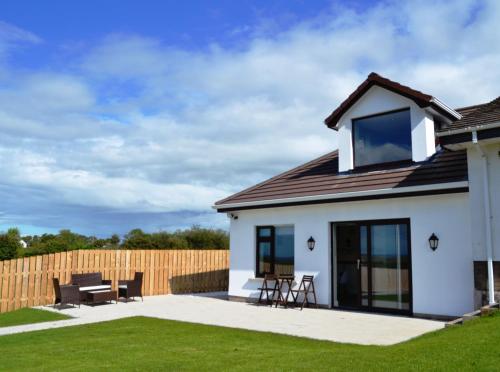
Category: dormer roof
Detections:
[{"x1": 324, "y1": 73, "x2": 461, "y2": 130}]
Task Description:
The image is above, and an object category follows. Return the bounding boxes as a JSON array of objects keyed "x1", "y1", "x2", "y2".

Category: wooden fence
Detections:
[{"x1": 0, "y1": 249, "x2": 229, "y2": 313}]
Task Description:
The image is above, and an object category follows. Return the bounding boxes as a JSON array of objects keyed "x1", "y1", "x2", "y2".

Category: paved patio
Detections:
[{"x1": 0, "y1": 294, "x2": 444, "y2": 345}]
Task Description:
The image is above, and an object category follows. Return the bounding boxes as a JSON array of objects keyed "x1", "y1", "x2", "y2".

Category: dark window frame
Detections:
[
  {"x1": 330, "y1": 218, "x2": 413, "y2": 316},
  {"x1": 255, "y1": 225, "x2": 294, "y2": 278},
  {"x1": 256, "y1": 226, "x2": 275, "y2": 277},
  {"x1": 351, "y1": 108, "x2": 413, "y2": 168}
]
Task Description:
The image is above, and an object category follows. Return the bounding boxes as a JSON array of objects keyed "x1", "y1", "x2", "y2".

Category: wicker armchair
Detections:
[
  {"x1": 53, "y1": 278, "x2": 80, "y2": 308},
  {"x1": 118, "y1": 272, "x2": 143, "y2": 302}
]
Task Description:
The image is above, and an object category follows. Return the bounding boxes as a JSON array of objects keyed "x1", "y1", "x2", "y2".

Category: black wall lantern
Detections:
[
  {"x1": 307, "y1": 236, "x2": 315, "y2": 251},
  {"x1": 428, "y1": 233, "x2": 439, "y2": 251}
]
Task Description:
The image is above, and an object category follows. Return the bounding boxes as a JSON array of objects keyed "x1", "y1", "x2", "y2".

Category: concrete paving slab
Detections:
[{"x1": 0, "y1": 294, "x2": 444, "y2": 345}]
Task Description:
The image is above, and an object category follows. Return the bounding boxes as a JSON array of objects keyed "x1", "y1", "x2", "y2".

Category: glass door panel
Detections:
[
  {"x1": 360, "y1": 225, "x2": 369, "y2": 307},
  {"x1": 336, "y1": 224, "x2": 360, "y2": 308},
  {"x1": 335, "y1": 220, "x2": 411, "y2": 314},
  {"x1": 370, "y1": 224, "x2": 410, "y2": 310}
]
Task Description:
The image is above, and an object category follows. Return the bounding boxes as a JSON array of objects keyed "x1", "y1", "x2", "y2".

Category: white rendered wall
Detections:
[
  {"x1": 337, "y1": 86, "x2": 436, "y2": 172},
  {"x1": 467, "y1": 143, "x2": 500, "y2": 260},
  {"x1": 228, "y1": 193, "x2": 473, "y2": 317}
]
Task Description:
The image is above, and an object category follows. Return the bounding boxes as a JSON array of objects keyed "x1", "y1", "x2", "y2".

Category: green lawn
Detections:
[
  {"x1": 0, "y1": 313, "x2": 499, "y2": 371},
  {"x1": 0, "y1": 308, "x2": 70, "y2": 328}
]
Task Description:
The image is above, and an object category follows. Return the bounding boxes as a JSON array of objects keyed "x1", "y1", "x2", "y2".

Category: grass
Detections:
[
  {"x1": 0, "y1": 308, "x2": 70, "y2": 328},
  {"x1": 0, "y1": 313, "x2": 500, "y2": 371}
]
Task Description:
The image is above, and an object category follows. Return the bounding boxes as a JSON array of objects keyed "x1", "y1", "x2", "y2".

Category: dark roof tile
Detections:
[
  {"x1": 215, "y1": 149, "x2": 467, "y2": 207},
  {"x1": 441, "y1": 97, "x2": 500, "y2": 132}
]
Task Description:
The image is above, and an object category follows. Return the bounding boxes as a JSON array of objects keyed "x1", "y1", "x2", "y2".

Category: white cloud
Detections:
[
  {"x1": 0, "y1": 21, "x2": 41, "y2": 44},
  {"x1": 0, "y1": 0, "x2": 499, "y2": 235},
  {"x1": 0, "y1": 148, "x2": 228, "y2": 213},
  {"x1": 0, "y1": 21, "x2": 41, "y2": 68}
]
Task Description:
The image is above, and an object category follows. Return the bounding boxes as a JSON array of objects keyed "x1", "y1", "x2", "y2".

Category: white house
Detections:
[{"x1": 214, "y1": 73, "x2": 500, "y2": 318}]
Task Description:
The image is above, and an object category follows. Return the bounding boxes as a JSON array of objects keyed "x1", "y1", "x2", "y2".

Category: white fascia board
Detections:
[
  {"x1": 213, "y1": 181, "x2": 469, "y2": 210},
  {"x1": 430, "y1": 97, "x2": 462, "y2": 119},
  {"x1": 437, "y1": 121, "x2": 500, "y2": 136}
]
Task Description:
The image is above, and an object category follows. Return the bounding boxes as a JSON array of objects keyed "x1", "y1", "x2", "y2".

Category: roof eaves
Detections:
[{"x1": 213, "y1": 181, "x2": 469, "y2": 210}]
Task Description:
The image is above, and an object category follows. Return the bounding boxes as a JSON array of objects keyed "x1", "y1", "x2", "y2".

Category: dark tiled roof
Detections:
[
  {"x1": 324, "y1": 73, "x2": 460, "y2": 129},
  {"x1": 215, "y1": 150, "x2": 467, "y2": 207},
  {"x1": 441, "y1": 97, "x2": 500, "y2": 133},
  {"x1": 455, "y1": 103, "x2": 488, "y2": 116}
]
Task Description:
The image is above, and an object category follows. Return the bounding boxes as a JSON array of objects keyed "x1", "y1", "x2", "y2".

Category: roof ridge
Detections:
[
  {"x1": 454, "y1": 102, "x2": 489, "y2": 112},
  {"x1": 324, "y1": 73, "x2": 458, "y2": 129},
  {"x1": 472, "y1": 96, "x2": 500, "y2": 112},
  {"x1": 215, "y1": 150, "x2": 338, "y2": 205},
  {"x1": 368, "y1": 72, "x2": 432, "y2": 100}
]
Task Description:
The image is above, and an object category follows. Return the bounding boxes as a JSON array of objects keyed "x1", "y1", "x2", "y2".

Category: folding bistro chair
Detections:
[
  {"x1": 291, "y1": 275, "x2": 318, "y2": 310},
  {"x1": 258, "y1": 274, "x2": 278, "y2": 305}
]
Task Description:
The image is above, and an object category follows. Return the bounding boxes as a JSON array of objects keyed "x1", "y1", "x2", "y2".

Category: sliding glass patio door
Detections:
[{"x1": 334, "y1": 219, "x2": 412, "y2": 314}]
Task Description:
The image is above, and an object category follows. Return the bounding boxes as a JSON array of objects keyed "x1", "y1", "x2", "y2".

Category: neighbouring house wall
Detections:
[
  {"x1": 337, "y1": 86, "x2": 436, "y2": 172},
  {"x1": 228, "y1": 193, "x2": 473, "y2": 317},
  {"x1": 467, "y1": 143, "x2": 500, "y2": 261}
]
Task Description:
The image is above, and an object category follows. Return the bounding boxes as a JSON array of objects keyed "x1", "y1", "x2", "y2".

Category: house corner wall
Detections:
[
  {"x1": 411, "y1": 111, "x2": 436, "y2": 162},
  {"x1": 228, "y1": 193, "x2": 473, "y2": 317},
  {"x1": 466, "y1": 142, "x2": 500, "y2": 306},
  {"x1": 467, "y1": 143, "x2": 500, "y2": 261}
]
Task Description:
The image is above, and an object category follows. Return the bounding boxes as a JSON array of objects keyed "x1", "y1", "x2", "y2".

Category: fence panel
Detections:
[{"x1": 0, "y1": 249, "x2": 229, "y2": 313}]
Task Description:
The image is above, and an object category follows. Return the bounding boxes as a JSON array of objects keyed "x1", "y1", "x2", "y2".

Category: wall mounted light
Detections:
[
  {"x1": 307, "y1": 236, "x2": 315, "y2": 251},
  {"x1": 428, "y1": 233, "x2": 439, "y2": 251}
]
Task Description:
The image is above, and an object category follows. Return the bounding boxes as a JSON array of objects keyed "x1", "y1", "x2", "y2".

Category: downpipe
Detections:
[{"x1": 473, "y1": 131, "x2": 495, "y2": 304}]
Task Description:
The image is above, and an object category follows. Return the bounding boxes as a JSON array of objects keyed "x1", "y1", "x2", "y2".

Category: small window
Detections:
[
  {"x1": 353, "y1": 108, "x2": 412, "y2": 167},
  {"x1": 258, "y1": 228, "x2": 272, "y2": 238},
  {"x1": 256, "y1": 226, "x2": 294, "y2": 277}
]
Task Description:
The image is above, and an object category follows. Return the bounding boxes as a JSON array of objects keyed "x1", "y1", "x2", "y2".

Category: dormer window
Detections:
[{"x1": 352, "y1": 108, "x2": 412, "y2": 167}]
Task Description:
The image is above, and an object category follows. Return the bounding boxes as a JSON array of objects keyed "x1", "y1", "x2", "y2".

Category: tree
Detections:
[
  {"x1": 109, "y1": 234, "x2": 120, "y2": 246},
  {"x1": 180, "y1": 226, "x2": 229, "y2": 250},
  {"x1": 0, "y1": 229, "x2": 22, "y2": 260},
  {"x1": 0, "y1": 225, "x2": 229, "y2": 260},
  {"x1": 121, "y1": 229, "x2": 155, "y2": 250}
]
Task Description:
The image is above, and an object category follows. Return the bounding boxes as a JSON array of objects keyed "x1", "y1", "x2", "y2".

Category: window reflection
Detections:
[
  {"x1": 353, "y1": 109, "x2": 412, "y2": 167},
  {"x1": 256, "y1": 226, "x2": 294, "y2": 277},
  {"x1": 371, "y1": 224, "x2": 409, "y2": 310},
  {"x1": 274, "y1": 226, "x2": 294, "y2": 276}
]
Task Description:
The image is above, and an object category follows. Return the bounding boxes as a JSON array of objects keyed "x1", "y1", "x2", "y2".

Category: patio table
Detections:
[
  {"x1": 273, "y1": 275, "x2": 296, "y2": 308},
  {"x1": 86, "y1": 290, "x2": 117, "y2": 305}
]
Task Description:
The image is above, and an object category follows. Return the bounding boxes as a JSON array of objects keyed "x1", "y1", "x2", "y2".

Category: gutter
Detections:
[
  {"x1": 213, "y1": 181, "x2": 469, "y2": 210},
  {"x1": 437, "y1": 121, "x2": 500, "y2": 137},
  {"x1": 473, "y1": 130, "x2": 496, "y2": 304}
]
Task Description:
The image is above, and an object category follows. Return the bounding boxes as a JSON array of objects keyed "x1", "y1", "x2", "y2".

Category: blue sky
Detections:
[{"x1": 0, "y1": 0, "x2": 498, "y2": 237}]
